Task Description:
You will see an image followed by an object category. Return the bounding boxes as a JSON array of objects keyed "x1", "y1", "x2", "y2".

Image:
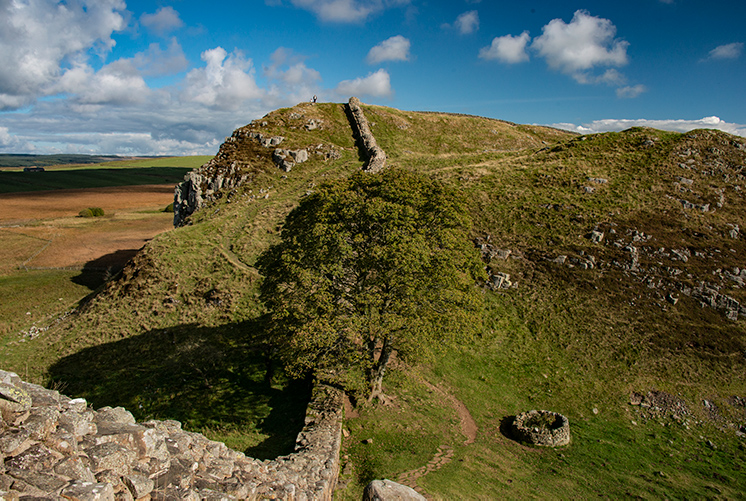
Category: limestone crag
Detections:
[
  {"x1": 346, "y1": 97, "x2": 387, "y2": 173},
  {"x1": 174, "y1": 158, "x2": 250, "y2": 227},
  {"x1": 0, "y1": 370, "x2": 343, "y2": 501},
  {"x1": 173, "y1": 128, "x2": 268, "y2": 227},
  {"x1": 272, "y1": 148, "x2": 309, "y2": 172},
  {"x1": 173, "y1": 127, "x2": 300, "y2": 227}
]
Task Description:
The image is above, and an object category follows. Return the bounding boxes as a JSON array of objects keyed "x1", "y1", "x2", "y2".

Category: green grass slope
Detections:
[{"x1": 3, "y1": 102, "x2": 745, "y2": 497}]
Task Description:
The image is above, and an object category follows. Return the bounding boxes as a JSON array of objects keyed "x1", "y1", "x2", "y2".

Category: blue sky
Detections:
[{"x1": 0, "y1": 0, "x2": 743, "y2": 156}]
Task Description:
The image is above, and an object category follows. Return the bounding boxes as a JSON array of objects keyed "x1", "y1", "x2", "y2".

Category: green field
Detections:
[{"x1": 0, "y1": 156, "x2": 211, "y2": 193}]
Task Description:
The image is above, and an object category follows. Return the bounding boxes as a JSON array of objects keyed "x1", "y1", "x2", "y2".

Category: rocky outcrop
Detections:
[
  {"x1": 173, "y1": 158, "x2": 251, "y2": 227},
  {"x1": 0, "y1": 370, "x2": 343, "y2": 500},
  {"x1": 272, "y1": 148, "x2": 309, "y2": 172},
  {"x1": 346, "y1": 97, "x2": 387, "y2": 173}
]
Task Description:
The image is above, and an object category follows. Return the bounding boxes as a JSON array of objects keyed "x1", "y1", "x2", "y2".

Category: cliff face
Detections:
[{"x1": 173, "y1": 129, "x2": 275, "y2": 227}]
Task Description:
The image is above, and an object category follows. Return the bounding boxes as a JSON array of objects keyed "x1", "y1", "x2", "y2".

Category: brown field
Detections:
[{"x1": 0, "y1": 184, "x2": 176, "y2": 272}]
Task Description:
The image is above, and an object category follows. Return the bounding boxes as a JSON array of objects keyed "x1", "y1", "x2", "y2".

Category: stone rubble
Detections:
[
  {"x1": 511, "y1": 410, "x2": 571, "y2": 447},
  {"x1": 0, "y1": 370, "x2": 343, "y2": 501}
]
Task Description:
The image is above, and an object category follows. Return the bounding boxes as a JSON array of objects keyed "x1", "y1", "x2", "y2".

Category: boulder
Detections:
[
  {"x1": 363, "y1": 479, "x2": 426, "y2": 501},
  {"x1": 272, "y1": 148, "x2": 309, "y2": 172}
]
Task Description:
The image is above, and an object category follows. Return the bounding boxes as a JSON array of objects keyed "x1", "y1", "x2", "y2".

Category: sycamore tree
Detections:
[{"x1": 256, "y1": 169, "x2": 485, "y2": 401}]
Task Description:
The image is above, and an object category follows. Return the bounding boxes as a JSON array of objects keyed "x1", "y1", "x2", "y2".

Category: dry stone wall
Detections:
[
  {"x1": 0, "y1": 370, "x2": 343, "y2": 500},
  {"x1": 346, "y1": 97, "x2": 387, "y2": 173}
]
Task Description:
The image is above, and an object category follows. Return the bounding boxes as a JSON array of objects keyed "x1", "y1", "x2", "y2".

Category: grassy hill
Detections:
[{"x1": 3, "y1": 102, "x2": 745, "y2": 498}]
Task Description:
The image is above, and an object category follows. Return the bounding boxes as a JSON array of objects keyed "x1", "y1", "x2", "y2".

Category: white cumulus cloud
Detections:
[
  {"x1": 551, "y1": 116, "x2": 746, "y2": 137},
  {"x1": 0, "y1": 126, "x2": 30, "y2": 151},
  {"x1": 532, "y1": 10, "x2": 629, "y2": 82},
  {"x1": 335, "y1": 69, "x2": 392, "y2": 98},
  {"x1": 705, "y1": 42, "x2": 743, "y2": 61},
  {"x1": 48, "y1": 41, "x2": 188, "y2": 107},
  {"x1": 366, "y1": 35, "x2": 411, "y2": 64},
  {"x1": 456, "y1": 11, "x2": 479, "y2": 34},
  {"x1": 286, "y1": 0, "x2": 409, "y2": 23},
  {"x1": 131, "y1": 39, "x2": 189, "y2": 77},
  {"x1": 264, "y1": 48, "x2": 322, "y2": 105},
  {"x1": 616, "y1": 84, "x2": 647, "y2": 99},
  {"x1": 183, "y1": 47, "x2": 264, "y2": 110},
  {"x1": 140, "y1": 7, "x2": 184, "y2": 37},
  {"x1": 479, "y1": 32, "x2": 530, "y2": 63},
  {"x1": 0, "y1": 0, "x2": 127, "y2": 110},
  {"x1": 57, "y1": 59, "x2": 150, "y2": 107},
  {"x1": 444, "y1": 10, "x2": 479, "y2": 35}
]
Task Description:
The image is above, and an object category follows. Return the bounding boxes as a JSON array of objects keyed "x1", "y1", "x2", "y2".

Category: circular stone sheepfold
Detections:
[{"x1": 511, "y1": 410, "x2": 571, "y2": 447}]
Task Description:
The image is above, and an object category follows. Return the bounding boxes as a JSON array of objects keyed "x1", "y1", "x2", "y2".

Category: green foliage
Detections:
[
  {"x1": 163, "y1": 202, "x2": 175, "y2": 213},
  {"x1": 257, "y1": 168, "x2": 486, "y2": 397},
  {"x1": 78, "y1": 207, "x2": 105, "y2": 217}
]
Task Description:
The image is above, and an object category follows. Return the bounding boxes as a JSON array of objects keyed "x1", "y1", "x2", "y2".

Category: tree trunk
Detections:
[{"x1": 368, "y1": 337, "x2": 392, "y2": 403}]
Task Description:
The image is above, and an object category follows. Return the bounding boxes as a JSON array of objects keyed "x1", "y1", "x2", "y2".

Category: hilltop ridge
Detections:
[{"x1": 6, "y1": 101, "x2": 746, "y2": 499}]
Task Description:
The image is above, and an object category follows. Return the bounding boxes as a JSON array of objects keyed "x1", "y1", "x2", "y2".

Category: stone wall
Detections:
[
  {"x1": 346, "y1": 97, "x2": 387, "y2": 173},
  {"x1": 511, "y1": 410, "x2": 570, "y2": 447},
  {"x1": 0, "y1": 370, "x2": 343, "y2": 500}
]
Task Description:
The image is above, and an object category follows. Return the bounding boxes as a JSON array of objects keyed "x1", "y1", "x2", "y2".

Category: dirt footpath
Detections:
[{"x1": 0, "y1": 184, "x2": 177, "y2": 271}]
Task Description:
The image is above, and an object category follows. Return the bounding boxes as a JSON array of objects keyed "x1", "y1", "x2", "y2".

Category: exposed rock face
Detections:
[
  {"x1": 363, "y1": 479, "x2": 427, "y2": 500},
  {"x1": 272, "y1": 148, "x2": 309, "y2": 172},
  {"x1": 174, "y1": 99, "x2": 385, "y2": 226},
  {"x1": 0, "y1": 370, "x2": 343, "y2": 500},
  {"x1": 173, "y1": 127, "x2": 294, "y2": 227},
  {"x1": 347, "y1": 97, "x2": 387, "y2": 173},
  {"x1": 487, "y1": 272, "x2": 512, "y2": 290},
  {"x1": 172, "y1": 130, "x2": 266, "y2": 227},
  {"x1": 174, "y1": 159, "x2": 250, "y2": 227}
]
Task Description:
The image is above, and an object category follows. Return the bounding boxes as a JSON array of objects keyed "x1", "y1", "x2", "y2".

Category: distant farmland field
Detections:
[
  {"x1": 0, "y1": 156, "x2": 211, "y2": 194},
  {"x1": 0, "y1": 156, "x2": 208, "y2": 341}
]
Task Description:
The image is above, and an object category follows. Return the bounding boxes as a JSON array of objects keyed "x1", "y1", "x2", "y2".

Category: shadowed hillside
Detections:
[{"x1": 6, "y1": 102, "x2": 745, "y2": 499}]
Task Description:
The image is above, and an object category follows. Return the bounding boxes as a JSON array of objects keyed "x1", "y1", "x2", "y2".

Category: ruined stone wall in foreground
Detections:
[{"x1": 0, "y1": 370, "x2": 343, "y2": 500}]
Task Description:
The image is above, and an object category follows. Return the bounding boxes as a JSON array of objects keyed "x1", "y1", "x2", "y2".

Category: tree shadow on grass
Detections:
[
  {"x1": 71, "y1": 249, "x2": 141, "y2": 289},
  {"x1": 47, "y1": 319, "x2": 310, "y2": 459}
]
